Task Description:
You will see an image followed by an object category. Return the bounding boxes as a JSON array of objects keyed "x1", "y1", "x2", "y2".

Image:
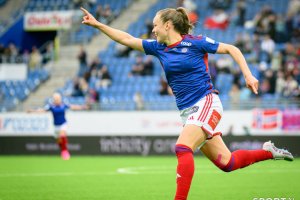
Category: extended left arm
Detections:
[
  {"x1": 216, "y1": 43, "x2": 259, "y2": 94},
  {"x1": 70, "y1": 104, "x2": 89, "y2": 111}
]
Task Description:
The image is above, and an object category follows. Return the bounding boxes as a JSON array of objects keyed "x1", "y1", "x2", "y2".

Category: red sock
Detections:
[
  {"x1": 220, "y1": 150, "x2": 273, "y2": 172},
  {"x1": 174, "y1": 144, "x2": 194, "y2": 200},
  {"x1": 57, "y1": 135, "x2": 68, "y2": 152}
]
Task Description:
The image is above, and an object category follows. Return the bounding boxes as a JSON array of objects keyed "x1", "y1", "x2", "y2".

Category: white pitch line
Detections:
[
  {"x1": 0, "y1": 171, "x2": 117, "y2": 178},
  {"x1": 116, "y1": 166, "x2": 300, "y2": 174}
]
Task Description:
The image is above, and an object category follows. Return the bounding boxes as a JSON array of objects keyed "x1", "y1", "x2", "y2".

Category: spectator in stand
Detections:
[
  {"x1": 4, "y1": 42, "x2": 19, "y2": 63},
  {"x1": 129, "y1": 55, "x2": 144, "y2": 76},
  {"x1": 264, "y1": 69, "x2": 276, "y2": 94},
  {"x1": 71, "y1": 77, "x2": 88, "y2": 97},
  {"x1": 145, "y1": 20, "x2": 155, "y2": 39},
  {"x1": 99, "y1": 4, "x2": 114, "y2": 24},
  {"x1": 283, "y1": 75, "x2": 299, "y2": 97},
  {"x1": 260, "y1": 34, "x2": 275, "y2": 63},
  {"x1": 0, "y1": 43, "x2": 5, "y2": 63},
  {"x1": 95, "y1": 5, "x2": 104, "y2": 21},
  {"x1": 133, "y1": 92, "x2": 145, "y2": 110},
  {"x1": 159, "y1": 76, "x2": 173, "y2": 96},
  {"x1": 22, "y1": 49, "x2": 30, "y2": 65},
  {"x1": 229, "y1": 83, "x2": 241, "y2": 109},
  {"x1": 86, "y1": 88, "x2": 99, "y2": 109},
  {"x1": 209, "y1": 0, "x2": 232, "y2": 10},
  {"x1": 270, "y1": 51, "x2": 283, "y2": 71},
  {"x1": 251, "y1": 33, "x2": 262, "y2": 63},
  {"x1": 182, "y1": 0, "x2": 199, "y2": 25},
  {"x1": 28, "y1": 46, "x2": 42, "y2": 70},
  {"x1": 285, "y1": 12, "x2": 300, "y2": 42},
  {"x1": 204, "y1": 9, "x2": 229, "y2": 30},
  {"x1": 129, "y1": 55, "x2": 155, "y2": 76},
  {"x1": 176, "y1": 0, "x2": 184, "y2": 7},
  {"x1": 253, "y1": 6, "x2": 275, "y2": 36},
  {"x1": 141, "y1": 55, "x2": 154, "y2": 76},
  {"x1": 274, "y1": 14, "x2": 288, "y2": 43},
  {"x1": 275, "y1": 70, "x2": 286, "y2": 97},
  {"x1": 235, "y1": 0, "x2": 246, "y2": 27},
  {"x1": 115, "y1": 43, "x2": 133, "y2": 57},
  {"x1": 87, "y1": 68, "x2": 98, "y2": 89},
  {"x1": 42, "y1": 42, "x2": 54, "y2": 64},
  {"x1": 97, "y1": 65, "x2": 112, "y2": 89},
  {"x1": 234, "y1": 33, "x2": 252, "y2": 54},
  {"x1": 260, "y1": 78, "x2": 271, "y2": 95},
  {"x1": 77, "y1": 45, "x2": 88, "y2": 77},
  {"x1": 89, "y1": 56, "x2": 103, "y2": 71}
]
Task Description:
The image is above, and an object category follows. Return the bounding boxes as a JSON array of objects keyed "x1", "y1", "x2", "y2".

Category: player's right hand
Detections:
[
  {"x1": 81, "y1": 7, "x2": 99, "y2": 27},
  {"x1": 245, "y1": 74, "x2": 259, "y2": 95}
]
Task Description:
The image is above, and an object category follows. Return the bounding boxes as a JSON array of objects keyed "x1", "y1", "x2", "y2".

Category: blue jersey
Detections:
[
  {"x1": 44, "y1": 103, "x2": 70, "y2": 125},
  {"x1": 142, "y1": 34, "x2": 219, "y2": 110}
]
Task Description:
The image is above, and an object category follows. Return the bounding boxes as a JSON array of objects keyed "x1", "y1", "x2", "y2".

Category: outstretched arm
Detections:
[
  {"x1": 216, "y1": 43, "x2": 259, "y2": 95},
  {"x1": 69, "y1": 104, "x2": 89, "y2": 111},
  {"x1": 81, "y1": 7, "x2": 144, "y2": 52},
  {"x1": 27, "y1": 108, "x2": 47, "y2": 113}
]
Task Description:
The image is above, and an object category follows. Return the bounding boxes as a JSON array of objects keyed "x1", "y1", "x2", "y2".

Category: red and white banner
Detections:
[
  {"x1": 24, "y1": 11, "x2": 73, "y2": 31},
  {"x1": 252, "y1": 109, "x2": 282, "y2": 130}
]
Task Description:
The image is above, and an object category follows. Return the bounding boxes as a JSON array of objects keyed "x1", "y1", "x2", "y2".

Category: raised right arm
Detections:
[{"x1": 81, "y1": 7, "x2": 144, "y2": 52}]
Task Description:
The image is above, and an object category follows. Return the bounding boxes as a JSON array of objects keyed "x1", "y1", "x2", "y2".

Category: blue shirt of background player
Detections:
[
  {"x1": 44, "y1": 103, "x2": 70, "y2": 126},
  {"x1": 142, "y1": 34, "x2": 219, "y2": 110}
]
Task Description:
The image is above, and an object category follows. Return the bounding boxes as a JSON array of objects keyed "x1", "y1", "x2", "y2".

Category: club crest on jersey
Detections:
[{"x1": 181, "y1": 48, "x2": 188, "y2": 53}]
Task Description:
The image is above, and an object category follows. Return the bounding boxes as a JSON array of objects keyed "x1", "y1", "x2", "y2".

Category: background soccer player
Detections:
[
  {"x1": 28, "y1": 92, "x2": 88, "y2": 160},
  {"x1": 80, "y1": 7, "x2": 293, "y2": 200}
]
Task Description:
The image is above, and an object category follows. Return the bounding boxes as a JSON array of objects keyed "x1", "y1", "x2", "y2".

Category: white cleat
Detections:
[{"x1": 263, "y1": 141, "x2": 294, "y2": 161}]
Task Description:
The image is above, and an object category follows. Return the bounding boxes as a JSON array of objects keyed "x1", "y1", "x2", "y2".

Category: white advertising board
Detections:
[
  {"x1": 0, "y1": 110, "x2": 299, "y2": 136},
  {"x1": 0, "y1": 113, "x2": 53, "y2": 136},
  {"x1": 0, "y1": 63, "x2": 27, "y2": 80},
  {"x1": 24, "y1": 11, "x2": 73, "y2": 31}
]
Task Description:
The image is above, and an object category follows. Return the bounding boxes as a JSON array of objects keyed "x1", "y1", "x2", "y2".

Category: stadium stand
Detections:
[{"x1": 55, "y1": 0, "x2": 299, "y2": 111}]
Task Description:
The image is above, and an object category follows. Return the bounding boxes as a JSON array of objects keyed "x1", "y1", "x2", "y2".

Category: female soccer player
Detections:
[
  {"x1": 28, "y1": 92, "x2": 88, "y2": 160},
  {"x1": 80, "y1": 7, "x2": 293, "y2": 200}
]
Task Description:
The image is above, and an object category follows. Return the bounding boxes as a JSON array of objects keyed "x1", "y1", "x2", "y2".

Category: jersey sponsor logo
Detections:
[
  {"x1": 205, "y1": 37, "x2": 215, "y2": 44},
  {"x1": 180, "y1": 41, "x2": 192, "y2": 46},
  {"x1": 183, "y1": 106, "x2": 199, "y2": 116}
]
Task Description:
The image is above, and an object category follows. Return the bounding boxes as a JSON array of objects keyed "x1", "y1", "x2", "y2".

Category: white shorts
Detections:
[
  {"x1": 54, "y1": 123, "x2": 68, "y2": 138},
  {"x1": 180, "y1": 93, "x2": 223, "y2": 139}
]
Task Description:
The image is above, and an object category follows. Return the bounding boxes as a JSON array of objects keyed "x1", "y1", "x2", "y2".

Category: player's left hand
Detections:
[{"x1": 245, "y1": 74, "x2": 259, "y2": 95}]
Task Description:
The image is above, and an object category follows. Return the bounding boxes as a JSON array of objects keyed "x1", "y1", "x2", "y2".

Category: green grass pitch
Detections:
[{"x1": 0, "y1": 156, "x2": 299, "y2": 200}]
